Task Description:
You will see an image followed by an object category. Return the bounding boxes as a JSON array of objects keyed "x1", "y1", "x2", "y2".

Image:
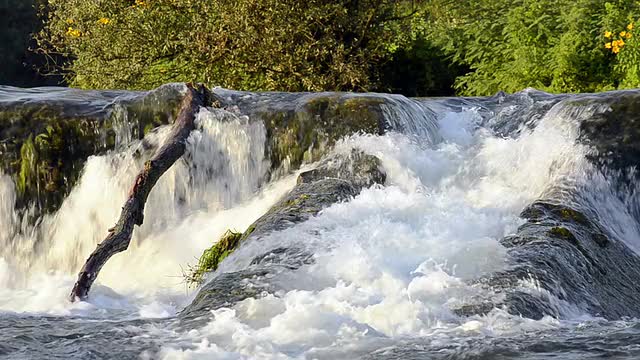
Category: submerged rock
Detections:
[
  {"x1": 211, "y1": 89, "x2": 392, "y2": 178},
  {"x1": 0, "y1": 85, "x2": 396, "y2": 216},
  {"x1": 457, "y1": 200, "x2": 640, "y2": 319},
  {"x1": 181, "y1": 149, "x2": 386, "y2": 320},
  {"x1": 0, "y1": 84, "x2": 185, "y2": 214}
]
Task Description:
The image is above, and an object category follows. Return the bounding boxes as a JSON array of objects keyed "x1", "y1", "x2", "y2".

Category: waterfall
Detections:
[
  {"x1": 1, "y1": 85, "x2": 640, "y2": 359},
  {"x1": 0, "y1": 106, "x2": 294, "y2": 314}
]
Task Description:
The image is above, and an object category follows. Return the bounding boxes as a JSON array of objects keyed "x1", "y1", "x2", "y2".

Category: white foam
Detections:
[
  {"x1": 0, "y1": 108, "x2": 293, "y2": 317},
  {"x1": 156, "y1": 104, "x2": 592, "y2": 358},
  {"x1": 0, "y1": 98, "x2": 604, "y2": 358}
]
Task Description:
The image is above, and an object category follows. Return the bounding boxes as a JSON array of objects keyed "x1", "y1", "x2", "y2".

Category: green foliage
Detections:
[
  {"x1": 18, "y1": 135, "x2": 37, "y2": 196},
  {"x1": 37, "y1": 0, "x2": 429, "y2": 92},
  {"x1": 185, "y1": 230, "x2": 243, "y2": 286},
  {"x1": 33, "y1": 0, "x2": 640, "y2": 95},
  {"x1": 424, "y1": 0, "x2": 640, "y2": 95}
]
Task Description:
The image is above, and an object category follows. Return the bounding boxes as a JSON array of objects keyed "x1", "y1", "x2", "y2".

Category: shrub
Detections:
[
  {"x1": 425, "y1": 0, "x2": 640, "y2": 95},
  {"x1": 37, "y1": 0, "x2": 430, "y2": 92}
]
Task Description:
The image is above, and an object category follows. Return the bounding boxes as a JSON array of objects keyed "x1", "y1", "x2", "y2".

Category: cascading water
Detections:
[
  {"x1": 2, "y1": 85, "x2": 640, "y2": 359},
  {"x1": 162, "y1": 97, "x2": 592, "y2": 358},
  {"x1": 0, "y1": 106, "x2": 294, "y2": 317}
]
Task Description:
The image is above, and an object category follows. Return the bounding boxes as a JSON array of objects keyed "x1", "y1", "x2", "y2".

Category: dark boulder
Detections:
[
  {"x1": 458, "y1": 199, "x2": 640, "y2": 320},
  {"x1": 181, "y1": 149, "x2": 386, "y2": 320},
  {"x1": 211, "y1": 89, "x2": 396, "y2": 178}
]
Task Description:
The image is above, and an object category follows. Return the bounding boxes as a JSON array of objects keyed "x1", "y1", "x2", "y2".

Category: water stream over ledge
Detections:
[{"x1": 1, "y1": 85, "x2": 640, "y2": 359}]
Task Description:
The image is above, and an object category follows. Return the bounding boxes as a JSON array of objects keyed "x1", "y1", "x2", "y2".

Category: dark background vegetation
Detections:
[
  {"x1": 0, "y1": 0, "x2": 61, "y2": 87},
  {"x1": 1, "y1": 0, "x2": 639, "y2": 96}
]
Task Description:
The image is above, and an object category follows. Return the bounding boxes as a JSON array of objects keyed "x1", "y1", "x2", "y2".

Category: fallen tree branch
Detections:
[{"x1": 69, "y1": 83, "x2": 211, "y2": 301}]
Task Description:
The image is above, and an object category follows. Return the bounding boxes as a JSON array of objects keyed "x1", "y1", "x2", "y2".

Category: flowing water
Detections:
[{"x1": 1, "y1": 86, "x2": 640, "y2": 359}]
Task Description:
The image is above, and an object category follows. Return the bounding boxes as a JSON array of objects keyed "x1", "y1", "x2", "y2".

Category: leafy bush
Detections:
[
  {"x1": 37, "y1": 0, "x2": 432, "y2": 92},
  {"x1": 424, "y1": 0, "x2": 640, "y2": 95},
  {"x1": 35, "y1": 0, "x2": 640, "y2": 95}
]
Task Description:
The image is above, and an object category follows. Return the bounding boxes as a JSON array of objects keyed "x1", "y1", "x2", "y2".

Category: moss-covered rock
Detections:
[
  {"x1": 548, "y1": 226, "x2": 578, "y2": 243},
  {"x1": 211, "y1": 89, "x2": 389, "y2": 178},
  {"x1": 260, "y1": 95, "x2": 385, "y2": 176},
  {"x1": 0, "y1": 84, "x2": 185, "y2": 214},
  {"x1": 3, "y1": 85, "x2": 392, "y2": 215},
  {"x1": 181, "y1": 149, "x2": 386, "y2": 319}
]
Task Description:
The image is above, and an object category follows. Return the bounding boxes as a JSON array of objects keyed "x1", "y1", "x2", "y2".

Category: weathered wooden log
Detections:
[{"x1": 69, "y1": 83, "x2": 211, "y2": 301}]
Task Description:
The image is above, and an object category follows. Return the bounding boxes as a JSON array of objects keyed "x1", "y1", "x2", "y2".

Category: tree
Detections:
[
  {"x1": 37, "y1": 0, "x2": 427, "y2": 92},
  {"x1": 425, "y1": 0, "x2": 640, "y2": 95}
]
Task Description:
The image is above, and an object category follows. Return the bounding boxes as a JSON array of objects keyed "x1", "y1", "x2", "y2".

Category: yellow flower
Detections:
[
  {"x1": 98, "y1": 17, "x2": 110, "y2": 25},
  {"x1": 620, "y1": 31, "x2": 627, "y2": 37},
  {"x1": 135, "y1": 0, "x2": 145, "y2": 6},
  {"x1": 628, "y1": 23, "x2": 634, "y2": 31},
  {"x1": 66, "y1": 19, "x2": 74, "y2": 24},
  {"x1": 609, "y1": 38, "x2": 626, "y2": 54},
  {"x1": 605, "y1": 31, "x2": 612, "y2": 38},
  {"x1": 66, "y1": 27, "x2": 81, "y2": 37}
]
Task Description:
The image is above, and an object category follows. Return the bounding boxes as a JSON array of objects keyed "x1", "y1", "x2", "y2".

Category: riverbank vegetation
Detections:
[
  {"x1": 429, "y1": 0, "x2": 640, "y2": 95},
  {"x1": 12, "y1": 0, "x2": 640, "y2": 95}
]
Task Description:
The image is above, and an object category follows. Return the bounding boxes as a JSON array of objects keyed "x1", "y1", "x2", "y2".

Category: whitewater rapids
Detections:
[{"x1": 1, "y1": 88, "x2": 640, "y2": 359}]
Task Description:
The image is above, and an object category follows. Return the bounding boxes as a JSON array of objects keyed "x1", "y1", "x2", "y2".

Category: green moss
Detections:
[
  {"x1": 286, "y1": 194, "x2": 310, "y2": 207},
  {"x1": 549, "y1": 226, "x2": 577, "y2": 243},
  {"x1": 558, "y1": 208, "x2": 588, "y2": 224},
  {"x1": 185, "y1": 230, "x2": 243, "y2": 286},
  {"x1": 17, "y1": 134, "x2": 37, "y2": 196},
  {"x1": 143, "y1": 123, "x2": 155, "y2": 136},
  {"x1": 263, "y1": 94, "x2": 384, "y2": 177},
  {"x1": 241, "y1": 223, "x2": 256, "y2": 241}
]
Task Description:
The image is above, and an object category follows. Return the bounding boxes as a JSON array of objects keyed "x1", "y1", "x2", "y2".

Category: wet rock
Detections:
[
  {"x1": 460, "y1": 201, "x2": 640, "y2": 320},
  {"x1": 0, "y1": 84, "x2": 185, "y2": 214},
  {"x1": 211, "y1": 89, "x2": 390, "y2": 177},
  {"x1": 1, "y1": 86, "x2": 395, "y2": 216},
  {"x1": 575, "y1": 91, "x2": 640, "y2": 173},
  {"x1": 452, "y1": 90, "x2": 640, "y2": 320},
  {"x1": 249, "y1": 246, "x2": 314, "y2": 269},
  {"x1": 297, "y1": 148, "x2": 387, "y2": 188},
  {"x1": 479, "y1": 88, "x2": 568, "y2": 136},
  {"x1": 181, "y1": 149, "x2": 386, "y2": 319}
]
